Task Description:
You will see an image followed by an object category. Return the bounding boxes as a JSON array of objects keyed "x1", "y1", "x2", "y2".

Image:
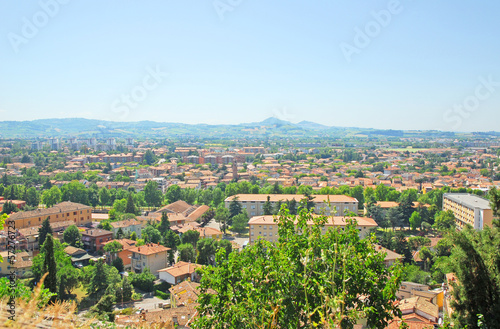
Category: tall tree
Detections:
[
  {"x1": 158, "y1": 212, "x2": 170, "y2": 233},
  {"x1": 38, "y1": 217, "x2": 53, "y2": 248},
  {"x1": 165, "y1": 184, "x2": 181, "y2": 204},
  {"x1": 144, "y1": 180, "x2": 162, "y2": 207},
  {"x1": 25, "y1": 187, "x2": 40, "y2": 207},
  {"x1": 90, "y1": 259, "x2": 108, "y2": 299},
  {"x1": 178, "y1": 243, "x2": 196, "y2": 263},
  {"x1": 98, "y1": 187, "x2": 110, "y2": 206},
  {"x1": 228, "y1": 197, "x2": 242, "y2": 218},
  {"x1": 42, "y1": 234, "x2": 58, "y2": 297},
  {"x1": 262, "y1": 196, "x2": 272, "y2": 215},
  {"x1": 447, "y1": 225, "x2": 500, "y2": 328},
  {"x1": 125, "y1": 193, "x2": 136, "y2": 214}
]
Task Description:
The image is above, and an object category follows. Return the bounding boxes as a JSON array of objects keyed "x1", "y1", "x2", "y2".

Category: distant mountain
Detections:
[
  {"x1": 0, "y1": 117, "x2": 466, "y2": 139},
  {"x1": 244, "y1": 117, "x2": 294, "y2": 127},
  {"x1": 296, "y1": 120, "x2": 330, "y2": 130}
]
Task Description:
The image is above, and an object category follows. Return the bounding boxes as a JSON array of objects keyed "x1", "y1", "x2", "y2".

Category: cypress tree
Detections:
[
  {"x1": 42, "y1": 234, "x2": 58, "y2": 297},
  {"x1": 125, "y1": 193, "x2": 136, "y2": 214},
  {"x1": 38, "y1": 217, "x2": 53, "y2": 247}
]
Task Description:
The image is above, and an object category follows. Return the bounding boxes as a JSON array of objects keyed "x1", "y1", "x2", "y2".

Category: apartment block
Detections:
[
  {"x1": 129, "y1": 243, "x2": 171, "y2": 275},
  {"x1": 248, "y1": 215, "x2": 377, "y2": 244},
  {"x1": 225, "y1": 194, "x2": 358, "y2": 217},
  {"x1": 443, "y1": 193, "x2": 493, "y2": 230},
  {"x1": 8, "y1": 201, "x2": 92, "y2": 229}
]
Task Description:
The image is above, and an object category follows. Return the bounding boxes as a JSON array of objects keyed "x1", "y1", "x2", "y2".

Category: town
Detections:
[{"x1": 0, "y1": 133, "x2": 499, "y2": 328}]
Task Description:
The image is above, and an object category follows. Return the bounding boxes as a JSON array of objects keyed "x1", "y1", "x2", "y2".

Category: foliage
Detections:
[
  {"x1": 0, "y1": 276, "x2": 55, "y2": 308},
  {"x1": 409, "y1": 211, "x2": 422, "y2": 230},
  {"x1": 231, "y1": 212, "x2": 249, "y2": 233},
  {"x1": 125, "y1": 193, "x2": 136, "y2": 214},
  {"x1": 142, "y1": 225, "x2": 162, "y2": 244},
  {"x1": 144, "y1": 180, "x2": 162, "y2": 207},
  {"x1": 447, "y1": 225, "x2": 500, "y2": 328},
  {"x1": 181, "y1": 230, "x2": 200, "y2": 247},
  {"x1": 193, "y1": 208, "x2": 403, "y2": 328},
  {"x1": 103, "y1": 240, "x2": 123, "y2": 254},
  {"x1": 178, "y1": 243, "x2": 196, "y2": 263},
  {"x1": 38, "y1": 217, "x2": 53, "y2": 248},
  {"x1": 129, "y1": 267, "x2": 156, "y2": 292},
  {"x1": 42, "y1": 234, "x2": 57, "y2": 297},
  {"x1": 433, "y1": 210, "x2": 456, "y2": 231},
  {"x1": 112, "y1": 257, "x2": 125, "y2": 273},
  {"x1": 63, "y1": 224, "x2": 83, "y2": 248}
]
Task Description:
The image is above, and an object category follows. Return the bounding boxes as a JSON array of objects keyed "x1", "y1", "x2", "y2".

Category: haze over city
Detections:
[{"x1": 1, "y1": 1, "x2": 500, "y2": 131}]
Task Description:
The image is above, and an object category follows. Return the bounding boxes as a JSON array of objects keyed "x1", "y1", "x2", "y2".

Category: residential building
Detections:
[
  {"x1": 129, "y1": 243, "x2": 170, "y2": 275},
  {"x1": 373, "y1": 244, "x2": 403, "y2": 268},
  {"x1": 225, "y1": 194, "x2": 358, "y2": 217},
  {"x1": 64, "y1": 246, "x2": 93, "y2": 267},
  {"x1": 8, "y1": 201, "x2": 92, "y2": 229},
  {"x1": 248, "y1": 215, "x2": 377, "y2": 244},
  {"x1": 443, "y1": 193, "x2": 493, "y2": 230},
  {"x1": 0, "y1": 251, "x2": 32, "y2": 278},
  {"x1": 158, "y1": 261, "x2": 202, "y2": 285},
  {"x1": 81, "y1": 229, "x2": 113, "y2": 252},
  {"x1": 397, "y1": 296, "x2": 439, "y2": 325},
  {"x1": 397, "y1": 282, "x2": 444, "y2": 310},
  {"x1": 110, "y1": 219, "x2": 143, "y2": 239},
  {"x1": 103, "y1": 238, "x2": 137, "y2": 271}
]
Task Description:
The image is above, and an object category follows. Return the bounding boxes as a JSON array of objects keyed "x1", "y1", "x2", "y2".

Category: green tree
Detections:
[
  {"x1": 447, "y1": 225, "x2": 500, "y2": 328},
  {"x1": 112, "y1": 257, "x2": 125, "y2": 273},
  {"x1": 232, "y1": 212, "x2": 248, "y2": 233},
  {"x1": 98, "y1": 187, "x2": 110, "y2": 206},
  {"x1": 165, "y1": 184, "x2": 181, "y2": 204},
  {"x1": 25, "y1": 186, "x2": 40, "y2": 207},
  {"x1": 1, "y1": 201, "x2": 18, "y2": 215},
  {"x1": 409, "y1": 211, "x2": 422, "y2": 231},
  {"x1": 193, "y1": 209, "x2": 403, "y2": 328},
  {"x1": 61, "y1": 181, "x2": 88, "y2": 205},
  {"x1": 125, "y1": 193, "x2": 136, "y2": 214},
  {"x1": 144, "y1": 180, "x2": 162, "y2": 207},
  {"x1": 263, "y1": 196, "x2": 272, "y2": 215},
  {"x1": 228, "y1": 197, "x2": 242, "y2": 218},
  {"x1": 214, "y1": 207, "x2": 230, "y2": 234},
  {"x1": 42, "y1": 234, "x2": 58, "y2": 297},
  {"x1": 63, "y1": 224, "x2": 83, "y2": 248},
  {"x1": 178, "y1": 243, "x2": 196, "y2": 263},
  {"x1": 433, "y1": 210, "x2": 456, "y2": 231},
  {"x1": 158, "y1": 212, "x2": 170, "y2": 233},
  {"x1": 41, "y1": 186, "x2": 61, "y2": 208},
  {"x1": 196, "y1": 238, "x2": 218, "y2": 265},
  {"x1": 38, "y1": 217, "x2": 53, "y2": 248},
  {"x1": 57, "y1": 264, "x2": 80, "y2": 300},
  {"x1": 89, "y1": 259, "x2": 108, "y2": 298},
  {"x1": 182, "y1": 230, "x2": 200, "y2": 247},
  {"x1": 142, "y1": 225, "x2": 162, "y2": 243},
  {"x1": 129, "y1": 267, "x2": 156, "y2": 292}
]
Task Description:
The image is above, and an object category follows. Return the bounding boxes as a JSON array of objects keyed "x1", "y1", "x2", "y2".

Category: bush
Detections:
[{"x1": 155, "y1": 290, "x2": 169, "y2": 300}]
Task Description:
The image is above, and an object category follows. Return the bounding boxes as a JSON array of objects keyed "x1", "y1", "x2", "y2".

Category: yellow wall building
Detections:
[
  {"x1": 225, "y1": 194, "x2": 358, "y2": 217},
  {"x1": 443, "y1": 193, "x2": 493, "y2": 230},
  {"x1": 248, "y1": 215, "x2": 377, "y2": 244},
  {"x1": 8, "y1": 201, "x2": 92, "y2": 229}
]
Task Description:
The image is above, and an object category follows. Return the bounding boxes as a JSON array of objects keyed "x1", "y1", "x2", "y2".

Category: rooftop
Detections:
[{"x1": 444, "y1": 193, "x2": 491, "y2": 210}]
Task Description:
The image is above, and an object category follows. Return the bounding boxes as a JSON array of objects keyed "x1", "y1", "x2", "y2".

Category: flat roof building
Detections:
[{"x1": 443, "y1": 193, "x2": 493, "y2": 230}]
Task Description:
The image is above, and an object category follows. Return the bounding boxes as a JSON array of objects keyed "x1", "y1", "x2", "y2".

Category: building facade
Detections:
[
  {"x1": 129, "y1": 243, "x2": 170, "y2": 275},
  {"x1": 8, "y1": 201, "x2": 93, "y2": 229},
  {"x1": 248, "y1": 215, "x2": 377, "y2": 244},
  {"x1": 443, "y1": 193, "x2": 493, "y2": 230},
  {"x1": 225, "y1": 194, "x2": 358, "y2": 217}
]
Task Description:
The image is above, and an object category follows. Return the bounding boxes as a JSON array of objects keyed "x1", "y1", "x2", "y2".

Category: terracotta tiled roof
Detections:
[
  {"x1": 8, "y1": 201, "x2": 92, "y2": 221},
  {"x1": 158, "y1": 261, "x2": 202, "y2": 278},
  {"x1": 129, "y1": 243, "x2": 170, "y2": 255}
]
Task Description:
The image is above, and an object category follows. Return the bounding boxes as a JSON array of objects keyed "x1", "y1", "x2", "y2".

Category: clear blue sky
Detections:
[{"x1": 1, "y1": 1, "x2": 499, "y2": 132}]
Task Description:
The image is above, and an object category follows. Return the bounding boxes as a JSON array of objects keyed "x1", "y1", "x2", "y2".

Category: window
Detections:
[
  {"x1": 269, "y1": 233, "x2": 273, "y2": 237},
  {"x1": 251, "y1": 205, "x2": 255, "y2": 209},
  {"x1": 263, "y1": 232, "x2": 267, "y2": 236},
  {"x1": 251, "y1": 212, "x2": 255, "y2": 216},
  {"x1": 251, "y1": 232, "x2": 254, "y2": 236},
  {"x1": 263, "y1": 225, "x2": 266, "y2": 229}
]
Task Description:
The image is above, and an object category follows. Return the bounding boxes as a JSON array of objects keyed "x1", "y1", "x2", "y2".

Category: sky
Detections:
[{"x1": 0, "y1": 1, "x2": 499, "y2": 132}]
